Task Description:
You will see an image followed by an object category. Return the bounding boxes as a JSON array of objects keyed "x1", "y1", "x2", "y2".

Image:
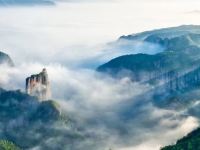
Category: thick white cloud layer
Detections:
[{"x1": 0, "y1": 63, "x2": 199, "y2": 150}]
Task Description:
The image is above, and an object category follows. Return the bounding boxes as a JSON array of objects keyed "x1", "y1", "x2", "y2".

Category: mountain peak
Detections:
[{"x1": 26, "y1": 68, "x2": 51, "y2": 101}]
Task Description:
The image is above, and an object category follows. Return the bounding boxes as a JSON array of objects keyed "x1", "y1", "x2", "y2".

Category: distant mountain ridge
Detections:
[
  {"x1": 119, "y1": 25, "x2": 200, "y2": 41},
  {"x1": 97, "y1": 26, "x2": 200, "y2": 109},
  {"x1": 0, "y1": 0, "x2": 54, "y2": 5},
  {"x1": 98, "y1": 25, "x2": 200, "y2": 83},
  {"x1": 98, "y1": 25, "x2": 200, "y2": 149}
]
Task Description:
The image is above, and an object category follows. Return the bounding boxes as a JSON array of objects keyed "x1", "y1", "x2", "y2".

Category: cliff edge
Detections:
[{"x1": 26, "y1": 68, "x2": 51, "y2": 101}]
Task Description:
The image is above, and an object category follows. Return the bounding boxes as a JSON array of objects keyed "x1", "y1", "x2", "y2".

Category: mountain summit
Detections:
[{"x1": 26, "y1": 68, "x2": 51, "y2": 101}]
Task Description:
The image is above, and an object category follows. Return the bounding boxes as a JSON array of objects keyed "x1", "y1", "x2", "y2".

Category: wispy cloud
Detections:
[{"x1": 186, "y1": 10, "x2": 200, "y2": 14}]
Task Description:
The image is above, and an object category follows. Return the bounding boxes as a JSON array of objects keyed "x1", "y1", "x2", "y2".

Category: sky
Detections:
[{"x1": 0, "y1": 0, "x2": 200, "y2": 67}]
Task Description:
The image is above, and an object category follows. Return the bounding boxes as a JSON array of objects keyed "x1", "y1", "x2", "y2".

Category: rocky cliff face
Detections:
[{"x1": 26, "y1": 68, "x2": 51, "y2": 101}]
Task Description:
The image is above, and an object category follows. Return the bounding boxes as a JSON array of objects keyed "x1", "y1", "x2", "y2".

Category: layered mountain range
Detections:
[
  {"x1": 97, "y1": 25, "x2": 200, "y2": 149},
  {"x1": 98, "y1": 26, "x2": 200, "y2": 105},
  {"x1": 98, "y1": 26, "x2": 200, "y2": 83}
]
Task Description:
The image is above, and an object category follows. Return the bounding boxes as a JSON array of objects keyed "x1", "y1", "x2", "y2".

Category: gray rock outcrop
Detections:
[{"x1": 26, "y1": 68, "x2": 51, "y2": 101}]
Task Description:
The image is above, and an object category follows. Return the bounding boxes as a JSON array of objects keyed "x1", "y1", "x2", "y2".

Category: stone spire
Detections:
[{"x1": 26, "y1": 68, "x2": 51, "y2": 101}]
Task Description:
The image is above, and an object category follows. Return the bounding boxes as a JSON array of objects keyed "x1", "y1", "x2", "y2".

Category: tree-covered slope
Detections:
[
  {"x1": 0, "y1": 140, "x2": 21, "y2": 150},
  {"x1": 97, "y1": 50, "x2": 198, "y2": 80},
  {"x1": 0, "y1": 89, "x2": 83, "y2": 150},
  {"x1": 161, "y1": 128, "x2": 200, "y2": 150}
]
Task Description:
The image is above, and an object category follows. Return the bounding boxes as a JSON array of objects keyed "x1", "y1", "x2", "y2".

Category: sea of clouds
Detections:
[
  {"x1": 0, "y1": 62, "x2": 199, "y2": 150},
  {"x1": 0, "y1": 0, "x2": 200, "y2": 149}
]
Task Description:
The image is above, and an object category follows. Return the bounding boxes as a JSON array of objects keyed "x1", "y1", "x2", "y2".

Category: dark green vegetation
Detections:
[
  {"x1": 0, "y1": 140, "x2": 21, "y2": 150},
  {"x1": 0, "y1": 51, "x2": 14, "y2": 66},
  {"x1": 161, "y1": 128, "x2": 200, "y2": 150},
  {"x1": 0, "y1": 89, "x2": 84, "y2": 150},
  {"x1": 0, "y1": 52, "x2": 89, "y2": 150},
  {"x1": 0, "y1": 89, "x2": 60, "y2": 122}
]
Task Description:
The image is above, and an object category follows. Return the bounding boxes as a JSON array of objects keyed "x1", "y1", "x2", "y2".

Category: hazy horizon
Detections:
[{"x1": 0, "y1": 0, "x2": 200, "y2": 67}]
